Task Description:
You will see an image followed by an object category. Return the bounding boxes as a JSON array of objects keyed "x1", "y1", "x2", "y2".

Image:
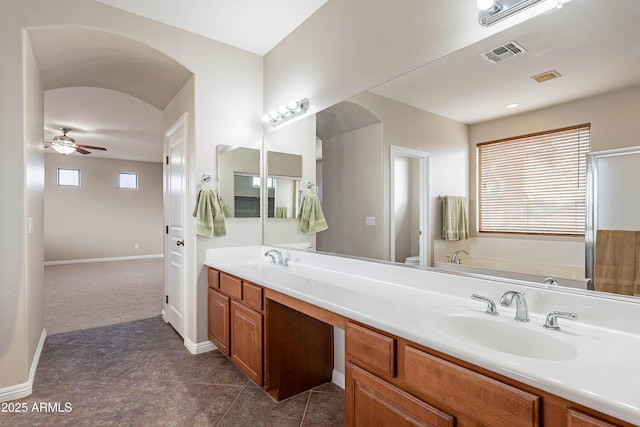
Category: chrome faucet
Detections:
[
  {"x1": 471, "y1": 294, "x2": 499, "y2": 315},
  {"x1": 543, "y1": 277, "x2": 559, "y2": 286},
  {"x1": 264, "y1": 249, "x2": 289, "y2": 266},
  {"x1": 543, "y1": 311, "x2": 577, "y2": 330},
  {"x1": 449, "y1": 249, "x2": 469, "y2": 264},
  {"x1": 499, "y1": 290, "x2": 529, "y2": 322}
]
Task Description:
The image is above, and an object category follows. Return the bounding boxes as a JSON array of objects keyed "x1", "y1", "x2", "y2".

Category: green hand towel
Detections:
[
  {"x1": 192, "y1": 189, "x2": 226, "y2": 237},
  {"x1": 442, "y1": 195, "x2": 468, "y2": 241},
  {"x1": 299, "y1": 194, "x2": 328, "y2": 234}
]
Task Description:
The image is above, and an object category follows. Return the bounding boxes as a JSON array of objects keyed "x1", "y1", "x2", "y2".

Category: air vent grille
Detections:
[
  {"x1": 481, "y1": 41, "x2": 527, "y2": 63},
  {"x1": 531, "y1": 70, "x2": 562, "y2": 83}
]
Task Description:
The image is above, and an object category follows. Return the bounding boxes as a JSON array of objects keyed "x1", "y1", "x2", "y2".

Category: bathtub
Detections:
[{"x1": 434, "y1": 257, "x2": 589, "y2": 290}]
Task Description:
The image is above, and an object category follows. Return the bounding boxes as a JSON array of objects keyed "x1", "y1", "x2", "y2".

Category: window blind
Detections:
[{"x1": 477, "y1": 124, "x2": 590, "y2": 235}]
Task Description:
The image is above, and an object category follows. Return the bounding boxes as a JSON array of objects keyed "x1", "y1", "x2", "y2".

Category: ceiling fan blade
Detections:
[
  {"x1": 76, "y1": 144, "x2": 107, "y2": 151},
  {"x1": 75, "y1": 147, "x2": 91, "y2": 155}
]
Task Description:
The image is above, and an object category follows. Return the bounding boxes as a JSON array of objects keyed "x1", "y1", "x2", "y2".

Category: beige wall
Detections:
[
  {"x1": 24, "y1": 34, "x2": 46, "y2": 375},
  {"x1": 44, "y1": 155, "x2": 163, "y2": 262},
  {"x1": 349, "y1": 92, "x2": 469, "y2": 263},
  {"x1": 320, "y1": 123, "x2": 384, "y2": 259}
]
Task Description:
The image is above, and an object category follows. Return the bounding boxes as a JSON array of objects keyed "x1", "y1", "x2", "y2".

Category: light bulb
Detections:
[
  {"x1": 262, "y1": 114, "x2": 271, "y2": 122},
  {"x1": 477, "y1": 0, "x2": 494, "y2": 10},
  {"x1": 288, "y1": 100, "x2": 299, "y2": 110},
  {"x1": 278, "y1": 105, "x2": 289, "y2": 115},
  {"x1": 269, "y1": 110, "x2": 279, "y2": 120}
]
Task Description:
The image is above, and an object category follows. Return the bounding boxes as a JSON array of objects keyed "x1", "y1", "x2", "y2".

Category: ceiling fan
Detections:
[{"x1": 46, "y1": 127, "x2": 107, "y2": 155}]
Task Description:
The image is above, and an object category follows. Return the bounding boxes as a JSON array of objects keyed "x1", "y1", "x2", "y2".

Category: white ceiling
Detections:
[
  {"x1": 44, "y1": 87, "x2": 163, "y2": 163},
  {"x1": 370, "y1": 0, "x2": 640, "y2": 124},
  {"x1": 95, "y1": 0, "x2": 328, "y2": 56}
]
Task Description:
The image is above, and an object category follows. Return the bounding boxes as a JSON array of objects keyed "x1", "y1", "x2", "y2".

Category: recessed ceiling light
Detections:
[{"x1": 506, "y1": 103, "x2": 519, "y2": 109}]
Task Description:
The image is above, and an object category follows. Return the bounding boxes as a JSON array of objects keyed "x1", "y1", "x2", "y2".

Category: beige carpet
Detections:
[{"x1": 44, "y1": 258, "x2": 164, "y2": 335}]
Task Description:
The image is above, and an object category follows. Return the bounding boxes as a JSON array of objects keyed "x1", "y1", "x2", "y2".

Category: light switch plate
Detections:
[{"x1": 365, "y1": 216, "x2": 376, "y2": 226}]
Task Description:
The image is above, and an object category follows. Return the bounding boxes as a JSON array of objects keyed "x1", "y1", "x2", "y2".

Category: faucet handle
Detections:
[
  {"x1": 471, "y1": 294, "x2": 499, "y2": 316},
  {"x1": 543, "y1": 311, "x2": 578, "y2": 330}
]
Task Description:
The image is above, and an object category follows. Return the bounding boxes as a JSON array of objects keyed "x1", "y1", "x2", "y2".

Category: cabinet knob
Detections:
[{"x1": 176, "y1": 240, "x2": 184, "y2": 246}]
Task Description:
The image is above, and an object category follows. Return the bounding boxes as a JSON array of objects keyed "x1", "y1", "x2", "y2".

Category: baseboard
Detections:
[
  {"x1": 183, "y1": 337, "x2": 218, "y2": 355},
  {"x1": 44, "y1": 254, "x2": 163, "y2": 266},
  {"x1": 332, "y1": 369, "x2": 345, "y2": 389},
  {"x1": 0, "y1": 328, "x2": 47, "y2": 402}
]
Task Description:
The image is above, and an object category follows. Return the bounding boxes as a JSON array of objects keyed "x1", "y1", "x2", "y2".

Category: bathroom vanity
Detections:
[{"x1": 205, "y1": 246, "x2": 640, "y2": 426}]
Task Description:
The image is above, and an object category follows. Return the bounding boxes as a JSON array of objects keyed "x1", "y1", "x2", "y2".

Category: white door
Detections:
[{"x1": 164, "y1": 114, "x2": 188, "y2": 337}]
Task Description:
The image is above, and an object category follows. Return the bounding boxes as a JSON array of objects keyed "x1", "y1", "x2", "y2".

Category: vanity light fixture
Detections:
[
  {"x1": 477, "y1": 0, "x2": 546, "y2": 26},
  {"x1": 263, "y1": 98, "x2": 309, "y2": 127}
]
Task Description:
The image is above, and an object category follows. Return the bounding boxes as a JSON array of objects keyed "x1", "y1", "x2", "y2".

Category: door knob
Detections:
[{"x1": 176, "y1": 240, "x2": 184, "y2": 246}]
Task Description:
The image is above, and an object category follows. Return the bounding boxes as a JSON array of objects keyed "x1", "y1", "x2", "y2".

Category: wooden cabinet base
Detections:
[{"x1": 265, "y1": 299, "x2": 334, "y2": 401}]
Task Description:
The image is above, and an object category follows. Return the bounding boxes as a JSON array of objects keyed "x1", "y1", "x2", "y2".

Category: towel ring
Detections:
[
  {"x1": 199, "y1": 174, "x2": 218, "y2": 191},
  {"x1": 306, "y1": 182, "x2": 319, "y2": 193}
]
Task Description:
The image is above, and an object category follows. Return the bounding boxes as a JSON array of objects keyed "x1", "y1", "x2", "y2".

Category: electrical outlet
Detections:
[
  {"x1": 134, "y1": 243, "x2": 139, "y2": 249},
  {"x1": 365, "y1": 216, "x2": 376, "y2": 226}
]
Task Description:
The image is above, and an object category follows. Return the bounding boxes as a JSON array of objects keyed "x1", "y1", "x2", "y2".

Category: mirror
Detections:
[
  {"x1": 263, "y1": 0, "x2": 640, "y2": 300},
  {"x1": 266, "y1": 151, "x2": 303, "y2": 219},
  {"x1": 217, "y1": 145, "x2": 261, "y2": 218},
  {"x1": 263, "y1": 115, "x2": 317, "y2": 248}
]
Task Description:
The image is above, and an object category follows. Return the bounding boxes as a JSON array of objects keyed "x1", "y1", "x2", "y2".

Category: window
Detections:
[
  {"x1": 477, "y1": 124, "x2": 590, "y2": 235},
  {"x1": 57, "y1": 168, "x2": 80, "y2": 187},
  {"x1": 118, "y1": 172, "x2": 138, "y2": 190}
]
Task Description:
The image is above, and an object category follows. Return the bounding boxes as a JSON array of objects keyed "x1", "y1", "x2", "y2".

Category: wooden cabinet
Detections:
[
  {"x1": 567, "y1": 409, "x2": 623, "y2": 427},
  {"x1": 402, "y1": 345, "x2": 539, "y2": 427},
  {"x1": 346, "y1": 362, "x2": 453, "y2": 427},
  {"x1": 207, "y1": 288, "x2": 230, "y2": 356},
  {"x1": 208, "y1": 268, "x2": 264, "y2": 385},
  {"x1": 230, "y1": 300, "x2": 263, "y2": 385},
  {"x1": 345, "y1": 322, "x2": 633, "y2": 427},
  {"x1": 208, "y1": 267, "x2": 634, "y2": 425}
]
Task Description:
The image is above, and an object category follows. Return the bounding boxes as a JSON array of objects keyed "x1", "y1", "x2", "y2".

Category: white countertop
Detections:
[{"x1": 205, "y1": 246, "x2": 640, "y2": 425}]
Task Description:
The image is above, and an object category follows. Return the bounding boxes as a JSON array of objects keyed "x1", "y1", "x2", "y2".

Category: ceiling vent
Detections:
[
  {"x1": 481, "y1": 41, "x2": 527, "y2": 63},
  {"x1": 531, "y1": 70, "x2": 562, "y2": 83}
]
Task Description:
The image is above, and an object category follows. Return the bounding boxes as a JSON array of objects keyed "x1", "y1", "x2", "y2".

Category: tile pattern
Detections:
[{"x1": 0, "y1": 317, "x2": 344, "y2": 426}]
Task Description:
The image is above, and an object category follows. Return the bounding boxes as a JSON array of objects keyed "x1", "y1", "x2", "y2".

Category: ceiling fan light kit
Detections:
[{"x1": 46, "y1": 127, "x2": 107, "y2": 155}]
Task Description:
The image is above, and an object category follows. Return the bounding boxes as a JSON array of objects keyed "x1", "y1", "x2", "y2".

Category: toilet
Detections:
[{"x1": 405, "y1": 256, "x2": 420, "y2": 266}]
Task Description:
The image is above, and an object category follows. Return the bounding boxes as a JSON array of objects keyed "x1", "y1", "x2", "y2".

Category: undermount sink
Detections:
[{"x1": 435, "y1": 314, "x2": 578, "y2": 361}]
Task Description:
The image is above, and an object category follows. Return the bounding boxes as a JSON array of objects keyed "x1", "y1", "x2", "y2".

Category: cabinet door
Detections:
[
  {"x1": 231, "y1": 300, "x2": 263, "y2": 385},
  {"x1": 208, "y1": 288, "x2": 230, "y2": 356},
  {"x1": 346, "y1": 362, "x2": 453, "y2": 427}
]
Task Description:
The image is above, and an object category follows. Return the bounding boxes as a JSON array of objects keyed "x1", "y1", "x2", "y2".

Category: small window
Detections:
[
  {"x1": 118, "y1": 172, "x2": 138, "y2": 190},
  {"x1": 57, "y1": 168, "x2": 80, "y2": 187}
]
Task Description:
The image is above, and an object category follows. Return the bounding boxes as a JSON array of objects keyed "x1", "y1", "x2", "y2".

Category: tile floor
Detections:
[{"x1": 0, "y1": 317, "x2": 345, "y2": 426}]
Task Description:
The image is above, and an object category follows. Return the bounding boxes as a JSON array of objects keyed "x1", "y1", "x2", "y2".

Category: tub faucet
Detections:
[
  {"x1": 264, "y1": 249, "x2": 289, "y2": 266},
  {"x1": 449, "y1": 250, "x2": 469, "y2": 264},
  {"x1": 499, "y1": 290, "x2": 529, "y2": 322}
]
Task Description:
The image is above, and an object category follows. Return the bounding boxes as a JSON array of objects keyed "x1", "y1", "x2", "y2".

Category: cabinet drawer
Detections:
[
  {"x1": 220, "y1": 273, "x2": 242, "y2": 300},
  {"x1": 346, "y1": 322, "x2": 396, "y2": 378},
  {"x1": 208, "y1": 268, "x2": 220, "y2": 289},
  {"x1": 567, "y1": 409, "x2": 621, "y2": 427},
  {"x1": 242, "y1": 281, "x2": 263, "y2": 311},
  {"x1": 403, "y1": 345, "x2": 539, "y2": 427}
]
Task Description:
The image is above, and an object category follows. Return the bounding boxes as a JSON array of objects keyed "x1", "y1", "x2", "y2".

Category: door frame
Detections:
[
  {"x1": 163, "y1": 113, "x2": 188, "y2": 337},
  {"x1": 389, "y1": 145, "x2": 431, "y2": 267},
  {"x1": 585, "y1": 145, "x2": 640, "y2": 287}
]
